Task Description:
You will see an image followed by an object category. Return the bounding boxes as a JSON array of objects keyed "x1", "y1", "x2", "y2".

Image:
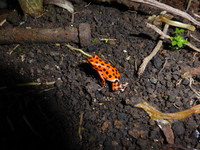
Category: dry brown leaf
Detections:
[{"x1": 157, "y1": 120, "x2": 174, "y2": 144}]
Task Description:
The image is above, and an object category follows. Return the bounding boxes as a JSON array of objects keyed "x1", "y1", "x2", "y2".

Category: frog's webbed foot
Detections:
[
  {"x1": 119, "y1": 82, "x2": 128, "y2": 92},
  {"x1": 112, "y1": 82, "x2": 128, "y2": 92}
]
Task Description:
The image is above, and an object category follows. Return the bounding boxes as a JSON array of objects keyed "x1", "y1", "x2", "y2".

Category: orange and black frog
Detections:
[{"x1": 87, "y1": 55, "x2": 128, "y2": 92}]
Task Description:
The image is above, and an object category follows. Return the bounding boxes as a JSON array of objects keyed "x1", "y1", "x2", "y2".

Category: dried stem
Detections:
[
  {"x1": 130, "y1": 0, "x2": 200, "y2": 27},
  {"x1": 66, "y1": 44, "x2": 92, "y2": 57},
  {"x1": 146, "y1": 23, "x2": 170, "y2": 39},
  {"x1": 185, "y1": 43, "x2": 200, "y2": 52},
  {"x1": 135, "y1": 101, "x2": 200, "y2": 120}
]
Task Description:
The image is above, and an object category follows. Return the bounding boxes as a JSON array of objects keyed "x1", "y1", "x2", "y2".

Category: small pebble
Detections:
[
  {"x1": 44, "y1": 64, "x2": 50, "y2": 70},
  {"x1": 150, "y1": 77, "x2": 158, "y2": 84}
]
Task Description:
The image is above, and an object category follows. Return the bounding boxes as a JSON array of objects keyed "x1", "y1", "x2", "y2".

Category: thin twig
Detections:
[
  {"x1": 192, "y1": 12, "x2": 200, "y2": 20},
  {"x1": 23, "y1": 115, "x2": 40, "y2": 136},
  {"x1": 146, "y1": 23, "x2": 170, "y2": 39},
  {"x1": 138, "y1": 23, "x2": 169, "y2": 77},
  {"x1": 190, "y1": 33, "x2": 200, "y2": 42},
  {"x1": 185, "y1": 43, "x2": 200, "y2": 52},
  {"x1": 186, "y1": 0, "x2": 192, "y2": 11}
]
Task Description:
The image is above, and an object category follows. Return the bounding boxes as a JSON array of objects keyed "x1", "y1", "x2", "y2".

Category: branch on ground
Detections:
[{"x1": 0, "y1": 23, "x2": 91, "y2": 46}]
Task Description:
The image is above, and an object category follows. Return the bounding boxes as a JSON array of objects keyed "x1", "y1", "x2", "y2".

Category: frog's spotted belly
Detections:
[{"x1": 87, "y1": 55, "x2": 128, "y2": 91}]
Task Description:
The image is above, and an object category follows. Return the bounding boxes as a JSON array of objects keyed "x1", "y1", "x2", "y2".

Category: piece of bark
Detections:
[
  {"x1": 0, "y1": 24, "x2": 91, "y2": 46},
  {"x1": 156, "y1": 120, "x2": 174, "y2": 145}
]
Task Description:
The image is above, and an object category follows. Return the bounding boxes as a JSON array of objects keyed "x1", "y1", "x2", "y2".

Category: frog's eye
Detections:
[
  {"x1": 87, "y1": 57, "x2": 93, "y2": 61},
  {"x1": 93, "y1": 55, "x2": 99, "y2": 59}
]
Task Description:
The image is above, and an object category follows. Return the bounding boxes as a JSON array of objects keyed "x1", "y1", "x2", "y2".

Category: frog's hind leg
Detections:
[{"x1": 112, "y1": 82, "x2": 120, "y2": 91}]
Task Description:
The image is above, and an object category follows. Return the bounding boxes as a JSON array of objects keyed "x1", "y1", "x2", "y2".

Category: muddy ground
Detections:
[{"x1": 0, "y1": 0, "x2": 200, "y2": 150}]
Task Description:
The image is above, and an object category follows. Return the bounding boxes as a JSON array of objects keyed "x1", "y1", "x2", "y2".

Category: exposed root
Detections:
[
  {"x1": 189, "y1": 77, "x2": 200, "y2": 99},
  {"x1": 23, "y1": 115, "x2": 40, "y2": 137},
  {"x1": 181, "y1": 66, "x2": 200, "y2": 99}
]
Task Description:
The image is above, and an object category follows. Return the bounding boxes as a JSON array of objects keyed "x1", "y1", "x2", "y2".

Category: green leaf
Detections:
[
  {"x1": 183, "y1": 39, "x2": 189, "y2": 44},
  {"x1": 171, "y1": 41, "x2": 177, "y2": 46},
  {"x1": 91, "y1": 39, "x2": 98, "y2": 43},
  {"x1": 179, "y1": 29, "x2": 184, "y2": 33},
  {"x1": 175, "y1": 35, "x2": 183, "y2": 41},
  {"x1": 175, "y1": 28, "x2": 185, "y2": 34},
  {"x1": 177, "y1": 42, "x2": 183, "y2": 48}
]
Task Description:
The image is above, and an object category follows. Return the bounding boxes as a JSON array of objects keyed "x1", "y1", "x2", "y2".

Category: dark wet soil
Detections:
[{"x1": 0, "y1": 0, "x2": 200, "y2": 150}]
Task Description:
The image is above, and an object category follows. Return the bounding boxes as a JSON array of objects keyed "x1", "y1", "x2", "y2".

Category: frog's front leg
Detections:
[{"x1": 97, "y1": 71, "x2": 106, "y2": 87}]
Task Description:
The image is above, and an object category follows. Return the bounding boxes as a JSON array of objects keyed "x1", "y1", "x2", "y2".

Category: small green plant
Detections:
[
  {"x1": 170, "y1": 28, "x2": 189, "y2": 50},
  {"x1": 100, "y1": 38, "x2": 116, "y2": 44},
  {"x1": 91, "y1": 39, "x2": 98, "y2": 44},
  {"x1": 174, "y1": 28, "x2": 185, "y2": 34}
]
